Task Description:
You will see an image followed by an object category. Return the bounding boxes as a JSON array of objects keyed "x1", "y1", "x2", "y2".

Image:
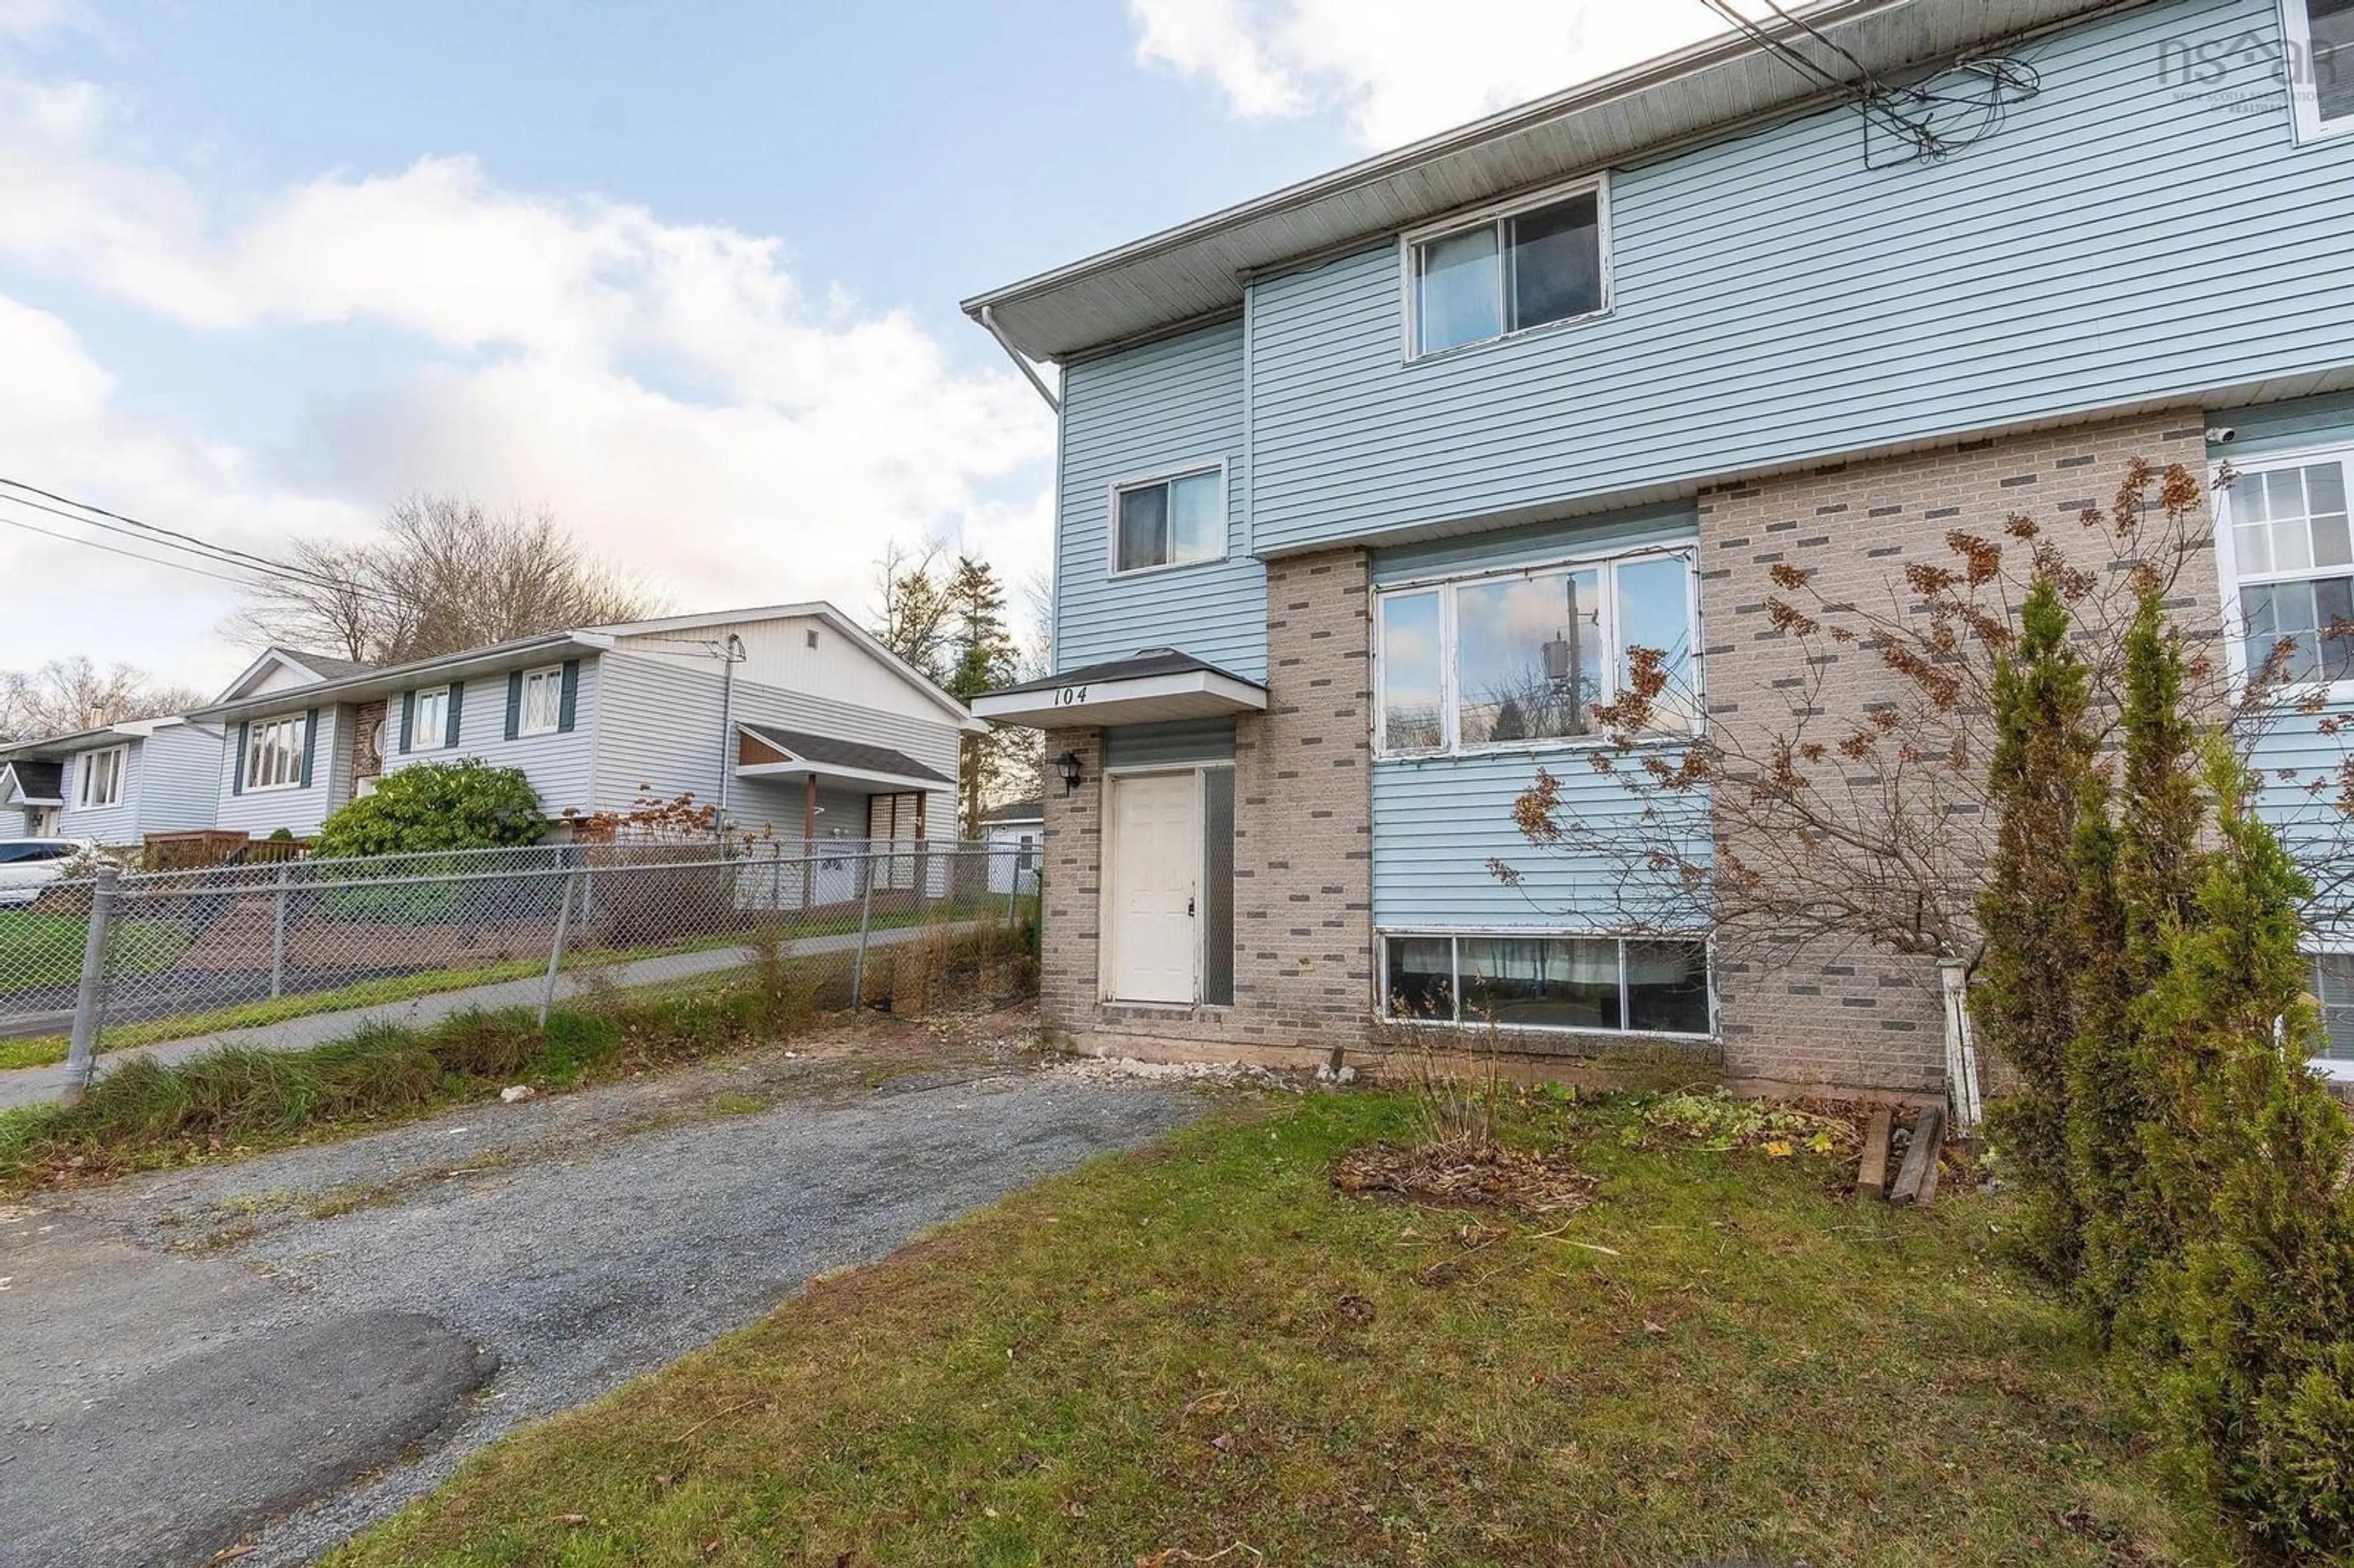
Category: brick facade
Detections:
[
  {"x1": 1038, "y1": 411, "x2": 2224, "y2": 1092},
  {"x1": 1038, "y1": 548, "x2": 1376, "y2": 1065},
  {"x1": 1697, "y1": 409, "x2": 2220, "y2": 1092}
]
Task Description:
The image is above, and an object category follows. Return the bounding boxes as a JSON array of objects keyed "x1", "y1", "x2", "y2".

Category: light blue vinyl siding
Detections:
[
  {"x1": 215, "y1": 708, "x2": 342, "y2": 838},
  {"x1": 2217, "y1": 390, "x2": 2354, "y2": 460},
  {"x1": 135, "y1": 724, "x2": 224, "y2": 834},
  {"x1": 2212, "y1": 392, "x2": 2354, "y2": 932},
  {"x1": 56, "y1": 740, "x2": 139, "y2": 846},
  {"x1": 1369, "y1": 507, "x2": 1710, "y2": 929},
  {"x1": 592, "y1": 652, "x2": 962, "y2": 835},
  {"x1": 383, "y1": 657, "x2": 600, "y2": 816},
  {"x1": 1248, "y1": 0, "x2": 2354, "y2": 555},
  {"x1": 1057, "y1": 319, "x2": 1265, "y2": 680}
]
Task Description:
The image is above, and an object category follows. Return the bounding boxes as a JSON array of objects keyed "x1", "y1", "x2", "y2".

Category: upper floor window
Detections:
[
  {"x1": 245, "y1": 717, "x2": 305, "y2": 792},
  {"x1": 413, "y1": 686, "x2": 451, "y2": 750},
  {"x1": 76, "y1": 747, "x2": 124, "y2": 810},
  {"x1": 1375, "y1": 546, "x2": 1696, "y2": 757},
  {"x1": 1111, "y1": 465, "x2": 1225, "y2": 575},
  {"x1": 1406, "y1": 178, "x2": 1608, "y2": 357},
  {"x1": 2287, "y1": 0, "x2": 2354, "y2": 139},
  {"x1": 519, "y1": 665, "x2": 564, "y2": 736},
  {"x1": 2220, "y1": 450, "x2": 2354, "y2": 685}
]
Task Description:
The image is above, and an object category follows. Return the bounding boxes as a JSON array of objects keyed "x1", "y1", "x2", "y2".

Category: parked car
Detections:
[{"x1": 0, "y1": 839, "x2": 93, "y2": 908}]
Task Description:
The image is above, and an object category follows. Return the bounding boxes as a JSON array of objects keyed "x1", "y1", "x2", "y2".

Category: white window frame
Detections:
[
  {"x1": 1376, "y1": 929, "x2": 1716, "y2": 1041},
  {"x1": 243, "y1": 716, "x2": 306, "y2": 793},
  {"x1": 412, "y1": 685, "x2": 451, "y2": 752},
  {"x1": 1398, "y1": 173, "x2": 1613, "y2": 363},
  {"x1": 2307, "y1": 944, "x2": 2354, "y2": 1078},
  {"x1": 1105, "y1": 459, "x2": 1229, "y2": 579},
  {"x1": 2211, "y1": 442, "x2": 2354, "y2": 701},
  {"x1": 2284, "y1": 0, "x2": 2354, "y2": 143},
  {"x1": 518, "y1": 664, "x2": 564, "y2": 737},
  {"x1": 1372, "y1": 542, "x2": 1703, "y2": 759},
  {"x1": 75, "y1": 745, "x2": 126, "y2": 810}
]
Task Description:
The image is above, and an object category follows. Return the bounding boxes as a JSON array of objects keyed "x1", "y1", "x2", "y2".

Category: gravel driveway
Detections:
[{"x1": 0, "y1": 1017, "x2": 1203, "y2": 1567}]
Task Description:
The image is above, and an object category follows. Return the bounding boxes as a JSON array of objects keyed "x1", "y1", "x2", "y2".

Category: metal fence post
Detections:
[
  {"x1": 848, "y1": 848, "x2": 876, "y2": 1013},
  {"x1": 268, "y1": 865, "x2": 291, "y2": 1000},
  {"x1": 538, "y1": 861, "x2": 578, "y2": 1030},
  {"x1": 61, "y1": 864, "x2": 119, "y2": 1106}
]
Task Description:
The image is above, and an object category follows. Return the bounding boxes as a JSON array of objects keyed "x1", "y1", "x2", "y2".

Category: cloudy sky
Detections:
[{"x1": 0, "y1": 0, "x2": 1735, "y2": 691}]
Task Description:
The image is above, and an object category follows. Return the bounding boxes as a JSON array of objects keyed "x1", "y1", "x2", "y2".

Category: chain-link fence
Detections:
[{"x1": 0, "y1": 837, "x2": 1042, "y2": 1096}]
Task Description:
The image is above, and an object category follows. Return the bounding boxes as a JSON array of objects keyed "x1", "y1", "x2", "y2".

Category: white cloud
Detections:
[
  {"x1": 0, "y1": 71, "x2": 1056, "y2": 688},
  {"x1": 1127, "y1": 0, "x2": 1734, "y2": 148}
]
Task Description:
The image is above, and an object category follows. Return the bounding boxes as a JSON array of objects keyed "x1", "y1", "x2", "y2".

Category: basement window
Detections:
[
  {"x1": 1381, "y1": 933, "x2": 1713, "y2": 1037},
  {"x1": 1406, "y1": 177, "x2": 1610, "y2": 357}
]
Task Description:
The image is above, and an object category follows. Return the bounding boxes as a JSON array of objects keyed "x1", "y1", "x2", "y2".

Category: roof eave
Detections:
[{"x1": 962, "y1": 0, "x2": 2144, "y2": 362}]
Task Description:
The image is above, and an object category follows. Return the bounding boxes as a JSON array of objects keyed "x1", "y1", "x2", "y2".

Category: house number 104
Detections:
[{"x1": 1054, "y1": 685, "x2": 1087, "y2": 706}]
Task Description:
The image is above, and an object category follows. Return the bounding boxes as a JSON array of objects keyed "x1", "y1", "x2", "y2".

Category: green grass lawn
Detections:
[
  {"x1": 0, "y1": 912, "x2": 187, "y2": 998},
  {"x1": 332, "y1": 1089, "x2": 2212, "y2": 1568}
]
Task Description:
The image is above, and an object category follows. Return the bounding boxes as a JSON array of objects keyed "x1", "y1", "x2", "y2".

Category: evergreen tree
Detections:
[
  {"x1": 1976, "y1": 574, "x2": 2098, "y2": 1280},
  {"x1": 2071, "y1": 574, "x2": 2211, "y2": 1331},
  {"x1": 2144, "y1": 745, "x2": 2354, "y2": 1561},
  {"x1": 943, "y1": 556, "x2": 1021, "y2": 835}
]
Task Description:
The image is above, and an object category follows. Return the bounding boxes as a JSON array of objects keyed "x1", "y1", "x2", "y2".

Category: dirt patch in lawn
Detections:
[{"x1": 1329, "y1": 1139, "x2": 1598, "y2": 1215}]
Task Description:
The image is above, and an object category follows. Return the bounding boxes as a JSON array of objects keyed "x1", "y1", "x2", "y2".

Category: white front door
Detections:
[{"x1": 1107, "y1": 772, "x2": 1199, "y2": 1003}]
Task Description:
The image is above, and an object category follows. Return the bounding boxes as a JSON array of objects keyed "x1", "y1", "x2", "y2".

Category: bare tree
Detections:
[
  {"x1": 1493, "y1": 460, "x2": 2288, "y2": 972},
  {"x1": 230, "y1": 495, "x2": 661, "y2": 664},
  {"x1": 869, "y1": 537, "x2": 957, "y2": 682},
  {"x1": 0, "y1": 657, "x2": 207, "y2": 743}
]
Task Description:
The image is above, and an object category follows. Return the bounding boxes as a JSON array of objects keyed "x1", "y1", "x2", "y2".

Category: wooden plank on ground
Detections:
[
  {"x1": 1889, "y1": 1105, "x2": 1945, "y2": 1207},
  {"x1": 1857, "y1": 1106, "x2": 1894, "y2": 1200}
]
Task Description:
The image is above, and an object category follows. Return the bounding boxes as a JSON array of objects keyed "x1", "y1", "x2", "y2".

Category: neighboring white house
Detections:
[
  {"x1": 192, "y1": 605, "x2": 987, "y2": 844},
  {"x1": 982, "y1": 798, "x2": 1043, "y2": 894},
  {"x1": 0, "y1": 717, "x2": 226, "y2": 846}
]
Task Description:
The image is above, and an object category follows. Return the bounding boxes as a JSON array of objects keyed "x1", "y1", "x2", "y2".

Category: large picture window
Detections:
[
  {"x1": 1374, "y1": 548, "x2": 1696, "y2": 756},
  {"x1": 1381, "y1": 933, "x2": 1712, "y2": 1037},
  {"x1": 2221, "y1": 451, "x2": 2354, "y2": 685},
  {"x1": 75, "y1": 746, "x2": 124, "y2": 810},
  {"x1": 1111, "y1": 466, "x2": 1225, "y2": 575},
  {"x1": 1407, "y1": 181, "x2": 1607, "y2": 357},
  {"x1": 2287, "y1": 0, "x2": 2354, "y2": 140},
  {"x1": 243, "y1": 717, "x2": 306, "y2": 792}
]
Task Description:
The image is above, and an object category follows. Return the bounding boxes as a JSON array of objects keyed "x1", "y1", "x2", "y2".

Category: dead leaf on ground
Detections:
[{"x1": 1331, "y1": 1142, "x2": 1597, "y2": 1216}]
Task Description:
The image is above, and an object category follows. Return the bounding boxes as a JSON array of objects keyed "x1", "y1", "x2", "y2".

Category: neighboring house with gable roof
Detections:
[
  {"x1": 192, "y1": 605, "x2": 985, "y2": 846},
  {"x1": 0, "y1": 716, "x2": 224, "y2": 845}
]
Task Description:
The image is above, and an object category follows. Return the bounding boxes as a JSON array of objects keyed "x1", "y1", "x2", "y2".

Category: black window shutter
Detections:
[
  {"x1": 446, "y1": 682, "x2": 465, "y2": 749},
  {"x1": 557, "y1": 660, "x2": 580, "y2": 733},
  {"x1": 505, "y1": 672, "x2": 523, "y2": 740},
  {"x1": 232, "y1": 721, "x2": 249, "y2": 796},
  {"x1": 299, "y1": 708, "x2": 320, "y2": 789},
  {"x1": 399, "y1": 691, "x2": 414, "y2": 754}
]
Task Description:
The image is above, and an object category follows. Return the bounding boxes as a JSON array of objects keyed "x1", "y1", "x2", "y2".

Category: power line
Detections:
[
  {"x1": 1694, "y1": 0, "x2": 1953, "y2": 159},
  {"x1": 0, "y1": 474, "x2": 349, "y2": 587},
  {"x1": 0, "y1": 476, "x2": 407, "y2": 609},
  {"x1": 0, "y1": 510, "x2": 269, "y2": 590}
]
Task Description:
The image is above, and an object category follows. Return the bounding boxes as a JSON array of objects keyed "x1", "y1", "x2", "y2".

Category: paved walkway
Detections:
[{"x1": 0, "y1": 924, "x2": 947, "y2": 1110}]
